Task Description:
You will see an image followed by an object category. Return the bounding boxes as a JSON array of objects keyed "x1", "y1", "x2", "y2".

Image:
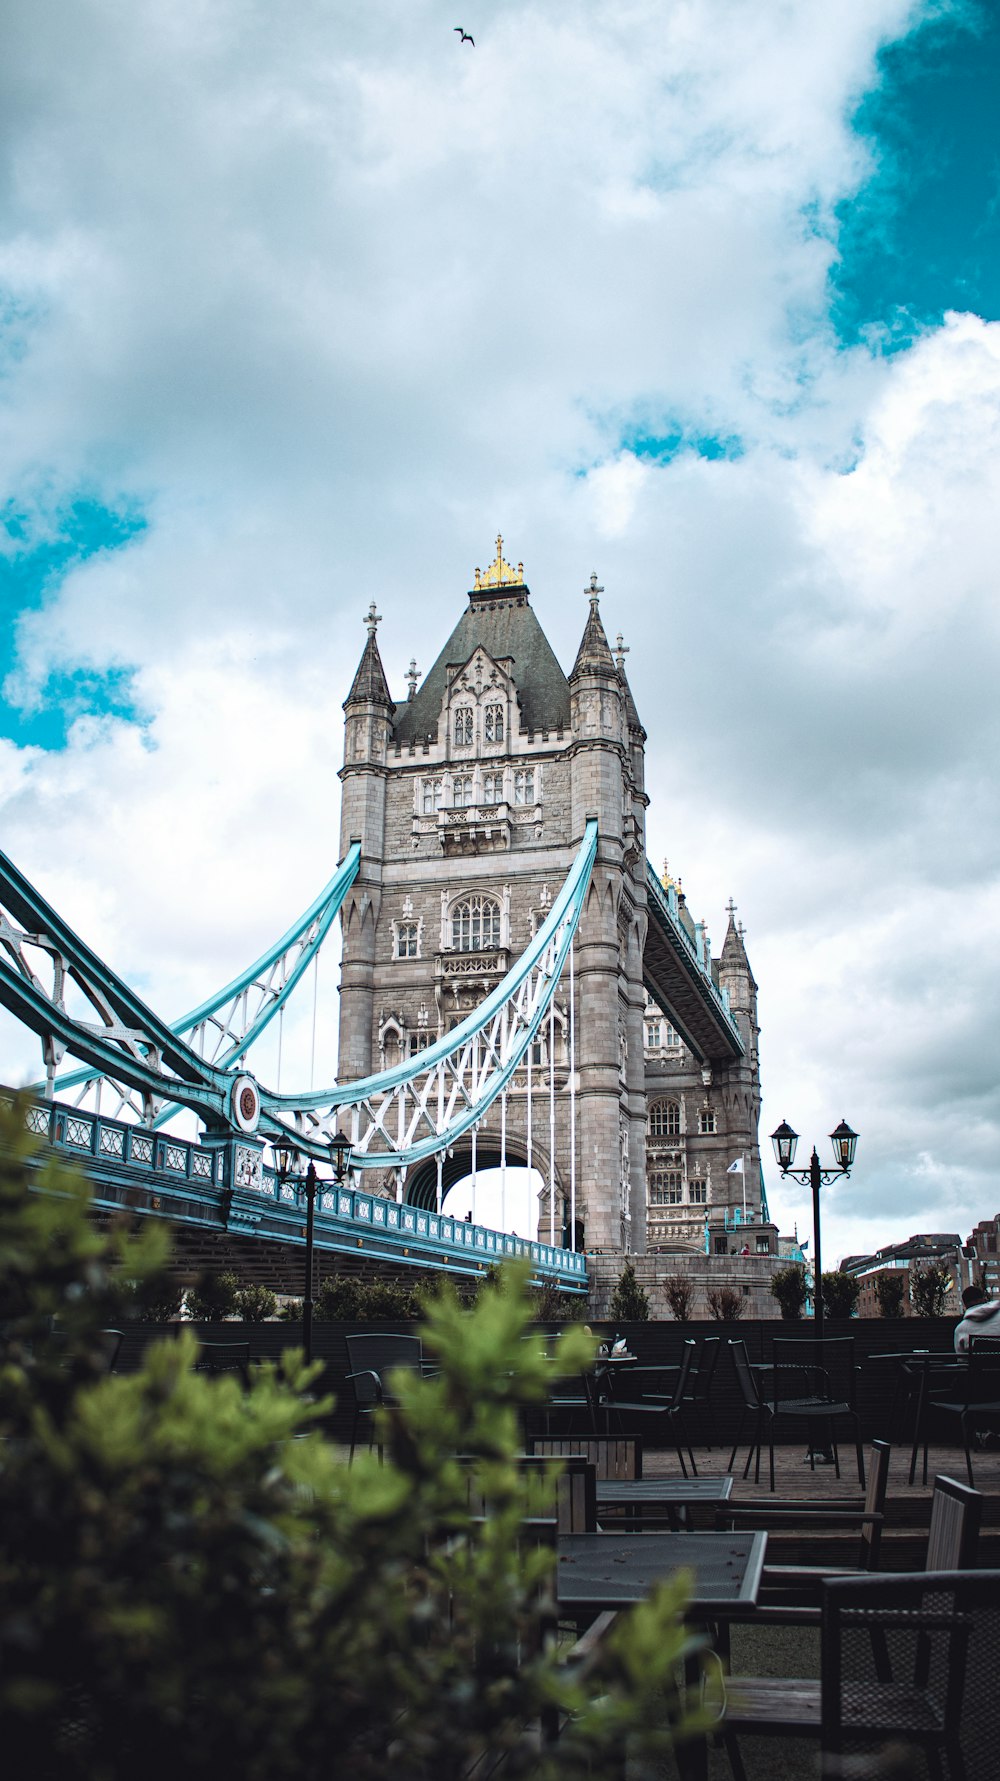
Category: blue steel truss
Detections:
[
  {"x1": 262, "y1": 821, "x2": 599, "y2": 1169},
  {"x1": 49, "y1": 844, "x2": 362, "y2": 1124},
  {"x1": 0, "y1": 826, "x2": 598, "y2": 1174}
]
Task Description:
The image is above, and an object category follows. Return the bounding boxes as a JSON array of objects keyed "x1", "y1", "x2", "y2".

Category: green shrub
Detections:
[
  {"x1": 874, "y1": 1270, "x2": 907, "y2": 1318},
  {"x1": 122, "y1": 1273, "x2": 185, "y2": 1323},
  {"x1": 770, "y1": 1263, "x2": 808, "y2": 1321},
  {"x1": 315, "y1": 1274, "x2": 423, "y2": 1321},
  {"x1": 821, "y1": 1270, "x2": 861, "y2": 1319},
  {"x1": 911, "y1": 1263, "x2": 951, "y2": 1318},
  {"x1": 608, "y1": 1260, "x2": 650, "y2": 1322},
  {"x1": 277, "y1": 1298, "x2": 304, "y2": 1322},
  {"x1": 233, "y1": 1282, "x2": 278, "y2": 1322},
  {"x1": 0, "y1": 1096, "x2": 698, "y2": 1778},
  {"x1": 186, "y1": 1269, "x2": 239, "y2": 1321}
]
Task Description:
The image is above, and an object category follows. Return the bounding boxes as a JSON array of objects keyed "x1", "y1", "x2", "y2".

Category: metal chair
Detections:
[
  {"x1": 600, "y1": 1339, "x2": 698, "y2": 1476},
  {"x1": 192, "y1": 1339, "x2": 251, "y2": 1384},
  {"x1": 343, "y1": 1332, "x2": 424, "y2": 1462},
  {"x1": 721, "y1": 1570, "x2": 1000, "y2": 1781},
  {"x1": 912, "y1": 1335, "x2": 1000, "y2": 1489},
  {"x1": 683, "y1": 1334, "x2": 722, "y2": 1449},
  {"x1": 728, "y1": 1336, "x2": 864, "y2": 1491}
]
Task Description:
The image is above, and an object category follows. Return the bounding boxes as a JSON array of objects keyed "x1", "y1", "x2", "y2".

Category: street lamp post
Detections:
[
  {"x1": 770, "y1": 1118, "x2": 859, "y2": 1333},
  {"x1": 273, "y1": 1130, "x2": 353, "y2": 1366}
]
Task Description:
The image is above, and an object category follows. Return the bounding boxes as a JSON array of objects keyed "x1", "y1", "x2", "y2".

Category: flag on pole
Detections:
[{"x1": 726, "y1": 1158, "x2": 744, "y2": 1174}]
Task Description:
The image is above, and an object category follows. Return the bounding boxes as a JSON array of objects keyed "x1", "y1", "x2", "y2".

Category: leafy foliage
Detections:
[
  {"x1": 663, "y1": 1275, "x2": 694, "y2": 1320},
  {"x1": 911, "y1": 1263, "x2": 951, "y2": 1318},
  {"x1": 185, "y1": 1268, "x2": 240, "y2": 1321},
  {"x1": 770, "y1": 1263, "x2": 808, "y2": 1321},
  {"x1": 0, "y1": 1097, "x2": 698, "y2": 1779},
  {"x1": 608, "y1": 1260, "x2": 650, "y2": 1322},
  {"x1": 874, "y1": 1270, "x2": 907, "y2": 1318},
  {"x1": 821, "y1": 1270, "x2": 861, "y2": 1320},
  {"x1": 706, "y1": 1286, "x2": 744, "y2": 1321},
  {"x1": 233, "y1": 1281, "x2": 278, "y2": 1322},
  {"x1": 315, "y1": 1273, "x2": 423, "y2": 1320}
]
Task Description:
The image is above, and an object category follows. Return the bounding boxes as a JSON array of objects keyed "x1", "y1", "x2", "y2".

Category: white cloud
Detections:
[{"x1": 1, "y1": 0, "x2": 996, "y2": 1264}]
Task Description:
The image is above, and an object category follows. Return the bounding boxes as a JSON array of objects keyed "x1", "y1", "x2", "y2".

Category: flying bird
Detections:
[{"x1": 454, "y1": 27, "x2": 475, "y2": 45}]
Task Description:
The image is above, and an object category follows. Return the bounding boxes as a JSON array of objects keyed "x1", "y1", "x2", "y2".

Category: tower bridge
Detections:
[{"x1": 0, "y1": 542, "x2": 763, "y2": 1298}]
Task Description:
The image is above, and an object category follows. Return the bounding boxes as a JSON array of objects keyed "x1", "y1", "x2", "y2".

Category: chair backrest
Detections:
[
  {"x1": 344, "y1": 1333, "x2": 423, "y2": 1400},
  {"x1": 668, "y1": 1340, "x2": 698, "y2": 1410},
  {"x1": 858, "y1": 1438, "x2": 891, "y2": 1569},
  {"x1": 821, "y1": 1570, "x2": 1000, "y2": 1778},
  {"x1": 925, "y1": 1475, "x2": 982, "y2": 1571},
  {"x1": 193, "y1": 1340, "x2": 251, "y2": 1381},
  {"x1": 476, "y1": 1456, "x2": 597, "y2": 1534},
  {"x1": 771, "y1": 1336, "x2": 856, "y2": 1408},
  {"x1": 729, "y1": 1339, "x2": 763, "y2": 1411},
  {"x1": 527, "y1": 1437, "x2": 642, "y2": 1480},
  {"x1": 687, "y1": 1335, "x2": 721, "y2": 1405},
  {"x1": 98, "y1": 1328, "x2": 123, "y2": 1373}
]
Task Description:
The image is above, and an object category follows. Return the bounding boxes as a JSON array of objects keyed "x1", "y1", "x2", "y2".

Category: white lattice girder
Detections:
[
  {"x1": 44, "y1": 846, "x2": 361, "y2": 1122},
  {"x1": 260, "y1": 822, "x2": 598, "y2": 1169}
]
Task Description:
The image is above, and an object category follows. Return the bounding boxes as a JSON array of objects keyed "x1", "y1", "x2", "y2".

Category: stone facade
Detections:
[{"x1": 336, "y1": 545, "x2": 763, "y2": 1262}]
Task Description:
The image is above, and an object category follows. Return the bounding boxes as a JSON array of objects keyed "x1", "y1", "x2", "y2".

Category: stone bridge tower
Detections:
[{"x1": 337, "y1": 543, "x2": 650, "y2": 1252}]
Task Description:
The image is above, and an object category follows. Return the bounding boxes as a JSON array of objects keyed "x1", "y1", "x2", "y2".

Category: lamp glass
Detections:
[
  {"x1": 329, "y1": 1131, "x2": 352, "y2": 1180},
  {"x1": 829, "y1": 1120, "x2": 858, "y2": 1169},
  {"x1": 770, "y1": 1119, "x2": 798, "y2": 1170},
  {"x1": 273, "y1": 1142, "x2": 298, "y2": 1181}
]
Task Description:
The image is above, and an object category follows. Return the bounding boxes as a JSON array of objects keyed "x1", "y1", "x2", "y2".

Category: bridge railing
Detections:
[
  {"x1": 24, "y1": 1099, "x2": 222, "y2": 1186},
  {"x1": 267, "y1": 1168, "x2": 588, "y2": 1286},
  {"x1": 8, "y1": 1095, "x2": 588, "y2": 1291}
]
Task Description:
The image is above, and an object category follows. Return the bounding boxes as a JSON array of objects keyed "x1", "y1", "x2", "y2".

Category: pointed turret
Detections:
[
  {"x1": 720, "y1": 902, "x2": 751, "y2": 972},
  {"x1": 340, "y1": 600, "x2": 395, "y2": 872},
  {"x1": 717, "y1": 899, "x2": 758, "y2": 1037},
  {"x1": 345, "y1": 602, "x2": 395, "y2": 712},
  {"x1": 570, "y1": 574, "x2": 618, "y2": 680}
]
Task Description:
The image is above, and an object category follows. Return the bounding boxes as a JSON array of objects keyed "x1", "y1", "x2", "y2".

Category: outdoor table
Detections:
[
  {"x1": 556, "y1": 1529, "x2": 767, "y2": 1781},
  {"x1": 868, "y1": 1351, "x2": 964, "y2": 1475},
  {"x1": 556, "y1": 1528, "x2": 766, "y2": 1617},
  {"x1": 595, "y1": 1473, "x2": 733, "y2": 1530}
]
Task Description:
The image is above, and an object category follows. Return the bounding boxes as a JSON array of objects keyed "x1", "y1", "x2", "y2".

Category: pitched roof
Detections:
[
  {"x1": 570, "y1": 595, "x2": 617, "y2": 680},
  {"x1": 392, "y1": 586, "x2": 571, "y2": 743},
  {"x1": 344, "y1": 628, "x2": 395, "y2": 711}
]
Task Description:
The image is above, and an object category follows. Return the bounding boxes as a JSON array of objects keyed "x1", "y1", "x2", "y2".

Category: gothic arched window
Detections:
[
  {"x1": 454, "y1": 707, "x2": 473, "y2": 746},
  {"x1": 649, "y1": 1100, "x2": 681, "y2": 1138},
  {"x1": 451, "y1": 894, "x2": 501, "y2": 952},
  {"x1": 485, "y1": 704, "x2": 504, "y2": 744}
]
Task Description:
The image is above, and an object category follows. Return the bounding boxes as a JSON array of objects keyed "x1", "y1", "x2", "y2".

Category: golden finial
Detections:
[
  {"x1": 661, "y1": 858, "x2": 676, "y2": 892},
  {"x1": 475, "y1": 534, "x2": 523, "y2": 589}
]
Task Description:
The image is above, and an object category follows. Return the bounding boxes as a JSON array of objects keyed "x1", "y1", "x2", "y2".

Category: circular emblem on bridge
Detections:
[{"x1": 231, "y1": 1074, "x2": 261, "y2": 1134}]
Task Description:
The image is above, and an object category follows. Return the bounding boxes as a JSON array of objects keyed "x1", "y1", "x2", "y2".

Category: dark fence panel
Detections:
[{"x1": 115, "y1": 1316, "x2": 962, "y2": 1449}]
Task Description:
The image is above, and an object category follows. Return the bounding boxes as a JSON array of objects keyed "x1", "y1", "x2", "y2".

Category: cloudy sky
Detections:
[{"x1": 1, "y1": 0, "x2": 998, "y2": 1268}]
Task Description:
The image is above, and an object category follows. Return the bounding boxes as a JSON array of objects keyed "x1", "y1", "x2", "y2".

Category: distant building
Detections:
[
  {"x1": 961, "y1": 1214, "x2": 1000, "y2": 1300},
  {"x1": 841, "y1": 1232, "x2": 975, "y2": 1317}
]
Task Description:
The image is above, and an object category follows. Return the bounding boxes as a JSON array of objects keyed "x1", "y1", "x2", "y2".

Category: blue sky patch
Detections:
[
  {"x1": 620, "y1": 427, "x2": 746, "y2": 465},
  {"x1": 0, "y1": 498, "x2": 147, "y2": 749},
  {"x1": 834, "y1": 4, "x2": 1000, "y2": 349}
]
